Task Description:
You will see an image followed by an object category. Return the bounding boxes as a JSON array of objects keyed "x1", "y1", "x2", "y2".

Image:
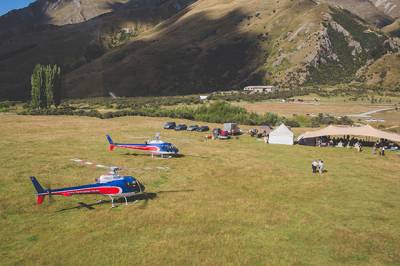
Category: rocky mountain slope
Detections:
[
  {"x1": 322, "y1": 0, "x2": 399, "y2": 26},
  {"x1": 0, "y1": 0, "x2": 399, "y2": 100},
  {"x1": 370, "y1": 0, "x2": 399, "y2": 18},
  {"x1": 0, "y1": 0, "x2": 129, "y2": 28}
]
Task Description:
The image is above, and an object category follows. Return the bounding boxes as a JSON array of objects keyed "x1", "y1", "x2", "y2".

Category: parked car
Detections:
[
  {"x1": 175, "y1": 124, "x2": 187, "y2": 131},
  {"x1": 197, "y1": 125, "x2": 209, "y2": 132},
  {"x1": 187, "y1": 125, "x2": 199, "y2": 131},
  {"x1": 218, "y1": 130, "x2": 230, "y2": 139},
  {"x1": 164, "y1": 122, "x2": 176, "y2": 129},
  {"x1": 212, "y1": 128, "x2": 230, "y2": 139}
]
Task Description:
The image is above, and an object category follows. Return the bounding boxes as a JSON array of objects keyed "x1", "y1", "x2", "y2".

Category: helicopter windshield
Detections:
[
  {"x1": 169, "y1": 144, "x2": 178, "y2": 152},
  {"x1": 126, "y1": 181, "x2": 137, "y2": 188}
]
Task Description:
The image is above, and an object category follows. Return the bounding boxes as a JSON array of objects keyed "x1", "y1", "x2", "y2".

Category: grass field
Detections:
[
  {"x1": 235, "y1": 101, "x2": 390, "y2": 116},
  {"x1": 1, "y1": 114, "x2": 400, "y2": 265}
]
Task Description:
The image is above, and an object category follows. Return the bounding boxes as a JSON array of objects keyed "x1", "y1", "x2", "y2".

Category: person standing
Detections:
[
  {"x1": 372, "y1": 144, "x2": 377, "y2": 155},
  {"x1": 318, "y1": 160, "x2": 324, "y2": 175},
  {"x1": 355, "y1": 142, "x2": 360, "y2": 152},
  {"x1": 381, "y1": 146, "x2": 385, "y2": 156},
  {"x1": 312, "y1": 160, "x2": 318, "y2": 174}
]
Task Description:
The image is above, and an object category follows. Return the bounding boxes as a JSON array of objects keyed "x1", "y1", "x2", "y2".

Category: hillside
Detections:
[
  {"x1": 64, "y1": 0, "x2": 400, "y2": 97},
  {"x1": 0, "y1": 0, "x2": 196, "y2": 99},
  {"x1": 358, "y1": 52, "x2": 400, "y2": 87},
  {"x1": 0, "y1": 0, "x2": 129, "y2": 27},
  {"x1": 0, "y1": 0, "x2": 399, "y2": 100},
  {"x1": 383, "y1": 18, "x2": 400, "y2": 36},
  {"x1": 322, "y1": 0, "x2": 399, "y2": 27}
]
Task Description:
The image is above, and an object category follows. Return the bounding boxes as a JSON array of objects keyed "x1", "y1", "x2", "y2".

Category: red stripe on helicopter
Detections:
[
  {"x1": 52, "y1": 186, "x2": 121, "y2": 196},
  {"x1": 116, "y1": 145, "x2": 159, "y2": 151}
]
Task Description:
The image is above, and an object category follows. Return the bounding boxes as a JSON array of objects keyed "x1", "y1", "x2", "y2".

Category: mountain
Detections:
[
  {"x1": 370, "y1": 0, "x2": 400, "y2": 18},
  {"x1": 0, "y1": 0, "x2": 129, "y2": 27},
  {"x1": 0, "y1": 0, "x2": 196, "y2": 99},
  {"x1": 321, "y1": 0, "x2": 399, "y2": 27},
  {"x1": 0, "y1": 0, "x2": 399, "y2": 100}
]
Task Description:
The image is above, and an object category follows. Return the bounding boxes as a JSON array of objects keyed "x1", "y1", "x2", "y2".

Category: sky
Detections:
[{"x1": 0, "y1": 0, "x2": 36, "y2": 16}]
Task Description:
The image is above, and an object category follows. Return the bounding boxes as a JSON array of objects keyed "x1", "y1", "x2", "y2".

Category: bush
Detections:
[
  {"x1": 284, "y1": 119, "x2": 300, "y2": 128},
  {"x1": 310, "y1": 113, "x2": 353, "y2": 127}
]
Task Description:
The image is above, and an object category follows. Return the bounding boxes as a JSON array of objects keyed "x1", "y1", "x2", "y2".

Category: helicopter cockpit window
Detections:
[{"x1": 126, "y1": 181, "x2": 136, "y2": 188}]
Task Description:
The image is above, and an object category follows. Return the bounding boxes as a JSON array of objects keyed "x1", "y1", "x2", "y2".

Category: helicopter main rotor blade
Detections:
[{"x1": 70, "y1": 158, "x2": 120, "y2": 171}]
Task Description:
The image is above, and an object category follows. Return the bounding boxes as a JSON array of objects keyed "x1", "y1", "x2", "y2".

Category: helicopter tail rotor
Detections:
[
  {"x1": 106, "y1": 135, "x2": 116, "y2": 151},
  {"x1": 30, "y1": 176, "x2": 51, "y2": 204}
]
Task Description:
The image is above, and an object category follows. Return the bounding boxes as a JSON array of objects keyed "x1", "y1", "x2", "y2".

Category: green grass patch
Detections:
[{"x1": 0, "y1": 114, "x2": 399, "y2": 265}]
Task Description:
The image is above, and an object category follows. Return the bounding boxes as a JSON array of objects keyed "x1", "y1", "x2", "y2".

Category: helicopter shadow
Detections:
[
  {"x1": 56, "y1": 189, "x2": 194, "y2": 212},
  {"x1": 56, "y1": 193, "x2": 157, "y2": 212},
  {"x1": 121, "y1": 152, "x2": 153, "y2": 157}
]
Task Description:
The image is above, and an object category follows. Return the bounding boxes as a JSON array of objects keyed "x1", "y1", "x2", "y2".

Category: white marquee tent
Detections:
[
  {"x1": 297, "y1": 125, "x2": 400, "y2": 143},
  {"x1": 268, "y1": 124, "x2": 294, "y2": 145}
]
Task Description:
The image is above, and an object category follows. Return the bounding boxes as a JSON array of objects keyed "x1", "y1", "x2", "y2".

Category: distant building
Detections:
[
  {"x1": 121, "y1": 28, "x2": 133, "y2": 34},
  {"x1": 109, "y1": 92, "x2": 118, "y2": 99},
  {"x1": 243, "y1": 85, "x2": 277, "y2": 93}
]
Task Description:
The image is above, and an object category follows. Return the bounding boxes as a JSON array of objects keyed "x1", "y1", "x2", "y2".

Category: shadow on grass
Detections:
[{"x1": 56, "y1": 189, "x2": 194, "y2": 212}]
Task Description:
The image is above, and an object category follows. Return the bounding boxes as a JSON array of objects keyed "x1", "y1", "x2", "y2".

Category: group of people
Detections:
[
  {"x1": 316, "y1": 136, "x2": 395, "y2": 155},
  {"x1": 311, "y1": 160, "x2": 325, "y2": 174},
  {"x1": 317, "y1": 136, "x2": 373, "y2": 148},
  {"x1": 372, "y1": 143, "x2": 386, "y2": 156}
]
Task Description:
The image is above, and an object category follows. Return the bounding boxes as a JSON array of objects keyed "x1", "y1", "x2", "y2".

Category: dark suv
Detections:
[
  {"x1": 197, "y1": 126, "x2": 209, "y2": 132},
  {"x1": 175, "y1": 124, "x2": 187, "y2": 131},
  {"x1": 164, "y1": 122, "x2": 176, "y2": 129},
  {"x1": 187, "y1": 125, "x2": 199, "y2": 131}
]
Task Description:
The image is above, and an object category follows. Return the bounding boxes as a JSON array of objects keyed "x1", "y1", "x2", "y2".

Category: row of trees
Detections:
[
  {"x1": 31, "y1": 64, "x2": 62, "y2": 109},
  {"x1": 20, "y1": 100, "x2": 355, "y2": 128}
]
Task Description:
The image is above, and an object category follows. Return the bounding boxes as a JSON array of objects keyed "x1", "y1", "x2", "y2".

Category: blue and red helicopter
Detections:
[
  {"x1": 30, "y1": 159, "x2": 145, "y2": 208},
  {"x1": 106, "y1": 134, "x2": 179, "y2": 157}
]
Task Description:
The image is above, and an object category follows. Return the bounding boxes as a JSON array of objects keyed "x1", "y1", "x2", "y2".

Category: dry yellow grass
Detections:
[
  {"x1": 0, "y1": 114, "x2": 399, "y2": 265},
  {"x1": 371, "y1": 110, "x2": 400, "y2": 124},
  {"x1": 235, "y1": 101, "x2": 391, "y2": 117}
]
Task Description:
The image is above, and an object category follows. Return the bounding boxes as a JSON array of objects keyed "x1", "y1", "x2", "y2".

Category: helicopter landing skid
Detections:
[{"x1": 109, "y1": 196, "x2": 132, "y2": 208}]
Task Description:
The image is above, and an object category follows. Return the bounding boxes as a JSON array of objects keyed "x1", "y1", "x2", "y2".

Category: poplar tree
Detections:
[
  {"x1": 44, "y1": 65, "x2": 55, "y2": 107},
  {"x1": 39, "y1": 65, "x2": 47, "y2": 109},
  {"x1": 30, "y1": 64, "x2": 62, "y2": 109},
  {"x1": 30, "y1": 64, "x2": 43, "y2": 109},
  {"x1": 53, "y1": 65, "x2": 62, "y2": 107}
]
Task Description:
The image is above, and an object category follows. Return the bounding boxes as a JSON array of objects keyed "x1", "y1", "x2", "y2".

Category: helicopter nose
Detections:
[{"x1": 138, "y1": 182, "x2": 145, "y2": 192}]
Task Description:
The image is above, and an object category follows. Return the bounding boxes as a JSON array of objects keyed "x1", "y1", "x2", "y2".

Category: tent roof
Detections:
[
  {"x1": 297, "y1": 125, "x2": 400, "y2": 142},
  {"x1": 270, "y1": 124, "x2": 293, "y2": 136}
]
